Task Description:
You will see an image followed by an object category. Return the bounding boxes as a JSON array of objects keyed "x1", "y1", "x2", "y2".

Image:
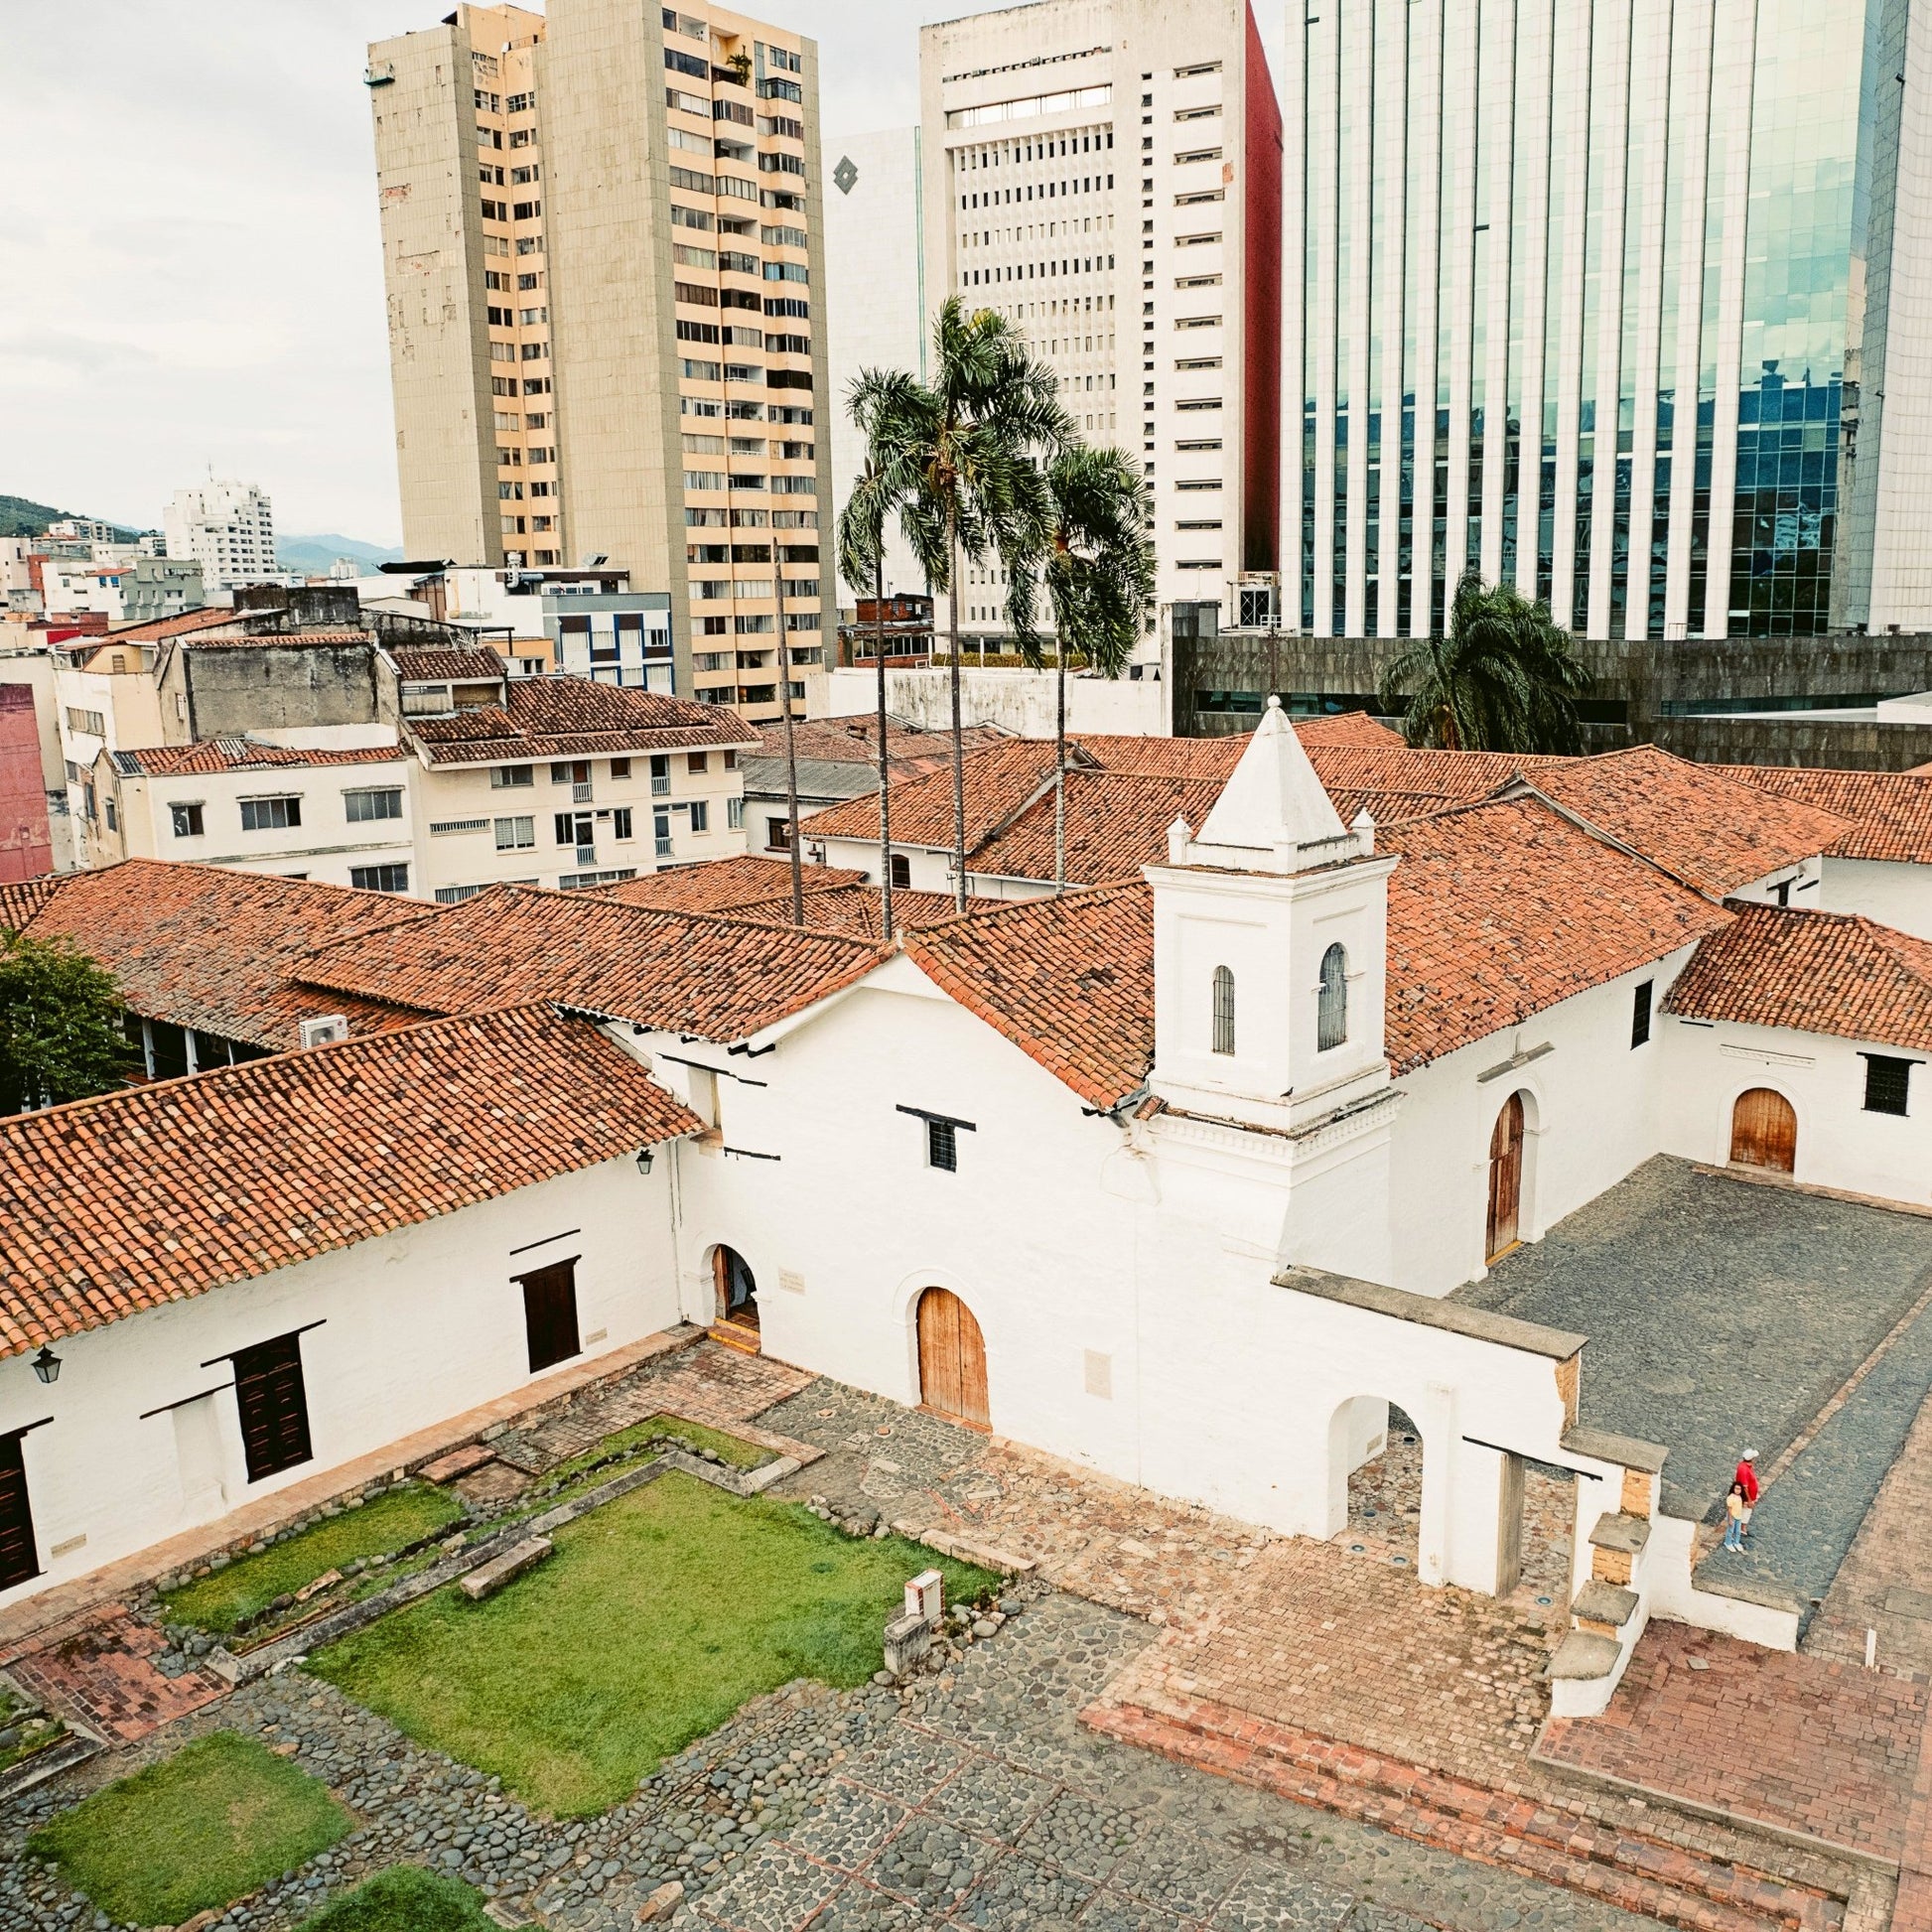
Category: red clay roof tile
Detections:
[
  {"x1": 0, "y1": 1005, "x2": 699, "y2": 1360},
  {"x1": 1663, "y1": 900, "x2": 1932, "y2": 1054},
  {"x1": 407, "y1": 679, "x2": 759, "y2": 764},
  {"x1": 1721, "y1": 765, "x2": 1932, "y2": 866}
]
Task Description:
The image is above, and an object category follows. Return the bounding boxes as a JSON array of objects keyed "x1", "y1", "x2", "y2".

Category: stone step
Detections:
[
  {"x1": 707, "y1": 1322, "x2": 761, "y2": 1356},
  {"x1": 1589, "y1": 1510, "x2": 1652, "y2": 1586},
  {"x1": 1549, "y1": 1630, "x2": 1624, "y2": 1681},
  {"x1": 1572, "y1": 1581, "x2": 1640, "y2": 1633},
  {"x1": 459, "y1": 1536, "x2": 553, "y2": 1602},
  {"x1": 1083, "y1": 1691, "x2": 1845, "y2": 1932}
]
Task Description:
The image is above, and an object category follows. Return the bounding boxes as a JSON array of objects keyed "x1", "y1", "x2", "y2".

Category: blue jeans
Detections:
[{"x1": 1724, "y1": 1519, "x2": 1744, "y2": 1552}]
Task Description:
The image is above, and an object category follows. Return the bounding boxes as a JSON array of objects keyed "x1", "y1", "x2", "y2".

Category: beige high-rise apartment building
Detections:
[{"x1": 367, "y1": 1, "x2": 830, "y2": 722}]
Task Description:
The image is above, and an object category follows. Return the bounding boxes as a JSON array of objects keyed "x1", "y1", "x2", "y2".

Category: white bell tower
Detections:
[{"x1": 1145, "y1": 699, "x2": 1396, "y2": 1135}]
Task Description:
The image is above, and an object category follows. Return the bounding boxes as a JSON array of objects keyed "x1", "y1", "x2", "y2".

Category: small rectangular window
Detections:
[
  {"x1": 240, "y1": 795, "x2": 301, "y2": 831},
  {"x1": 728, "y1": 796, "x2": 745, "y2": 830},
  {"x1": 613, "y1": 806, "x2": 635, "y2": 841},
  {"x1": 494, "y1": 815, "x2": 535, "y2": 851},
  {"x1": 926, "y1": 1118, "x2": 957, "y2": 1172},
  {"x1": 491, "y1": 764, "x2": 534, "y2": 788},
  {"x1": 350, "y1": 863, "x2": 410, "y2": 895},
  {"x1": 345, "y1": 787, "x2": 404, "y2": 823},
  {"x1": 610, "y1": 758, "x2": 631, "y2": 779},
  {"x1": 689, "y1": 799, "x2": 709, "y2": 833},
  {"x1": 766, "y1": 815, "x2": 792, "y2": 851},
  {"x1": 171, "y1": 800, "x2": 205, "y2": 838},
  {"x1": 1864, "y1": 1054, "x2": 1914, "y2": 1117},
  {"x1": 889, "y1": 854, "x2": 911, "y2": 890},
  {"x1": 1631, "y1": 981, "x2": 1653, "y2": 1048},
  {"x1": 687, "y1": 751, "x2": 709, "y2": 774}
]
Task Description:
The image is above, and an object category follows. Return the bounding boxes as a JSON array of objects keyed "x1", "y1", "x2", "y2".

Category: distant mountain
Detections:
[
  {"x1": 0, "y1": 493, "x2": 139, "y2": 542},
  {"x1": 278, "y1": 533, "x2": 407, "y2": 576}
]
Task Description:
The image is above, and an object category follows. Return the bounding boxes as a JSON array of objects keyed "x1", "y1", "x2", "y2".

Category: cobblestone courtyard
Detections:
[{"x1": 0, "y1": 1334, "x2": 1921, "y2": 1932}]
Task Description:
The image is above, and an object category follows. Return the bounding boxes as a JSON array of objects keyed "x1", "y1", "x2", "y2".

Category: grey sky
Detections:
[{"x1": 2, "y1": 1, "x2": 995, "y2": 545}]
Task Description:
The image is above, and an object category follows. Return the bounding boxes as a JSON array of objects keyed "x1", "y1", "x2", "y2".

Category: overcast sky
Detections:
[{"x1": 2, "y1": 1, "x2": 1010, "y2": 545}]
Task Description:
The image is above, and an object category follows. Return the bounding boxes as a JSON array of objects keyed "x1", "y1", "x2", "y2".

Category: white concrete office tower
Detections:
[
  {"x1": 1286, "y1": 0, "x2": 1932, "y2": 644},
  {"x1": 164, "y1": 481, "x2": 278, "y2": 589},
  {"x1": 823, "y1": 125, "x2": 929, "y2": 602},
  {"x1": 921, "y1": 0, "x2": 1282, "y2": 640}
]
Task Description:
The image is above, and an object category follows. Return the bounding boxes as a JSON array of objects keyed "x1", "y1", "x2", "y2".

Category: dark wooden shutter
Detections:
[
  {"x1": 520, "y1": 1261, "x2": 581, "y2": 1372},
  {"x1": 0, "y1": 1434, "x2": 41, "y2": 1591},
  {"x1": 233, "y1": 1333, "x2": 313, "y2": 1483}
]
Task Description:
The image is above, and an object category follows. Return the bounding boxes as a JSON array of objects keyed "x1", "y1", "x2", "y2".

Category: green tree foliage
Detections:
[
  {"x1": 1380, "y1": 570, "x2": 1592, "y2": 755},
  {"x1": 0, "y1": 929, "x2": 134, "y2": 1115}
]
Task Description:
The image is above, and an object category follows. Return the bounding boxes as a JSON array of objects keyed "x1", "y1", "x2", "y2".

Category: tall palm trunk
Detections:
[
  {"x1": 774, "y1": 551, "x2": 804, "y2": 924},
  {"x1": 1053, "y1": 644, "x2": 1067, "y2": 892},
  {"x1": 947, "y1": 510, "x2": 967, "y2": 913},
  {"x1": 874, "y1": 555, "x2": 893, "y2": 941}
]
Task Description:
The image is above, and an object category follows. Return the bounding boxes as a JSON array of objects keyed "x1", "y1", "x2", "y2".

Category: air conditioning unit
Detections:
[{"x1": 299, "y1": 1016, "x2": 350, "y2": 1049}]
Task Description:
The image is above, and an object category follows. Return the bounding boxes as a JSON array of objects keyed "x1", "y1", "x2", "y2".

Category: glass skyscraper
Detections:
[{"x1": 1283, "y1": 0, "x2": 1932, "y2": 641}]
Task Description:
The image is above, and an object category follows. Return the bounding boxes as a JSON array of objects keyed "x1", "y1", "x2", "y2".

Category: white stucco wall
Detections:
[
  {"x1": 1389, "y1": 950, "x2": 1698, "y2": 1297},
  {"x1": 1818, "y1": 855, "x2": 1932, "y2": 942},
  {"x1": 0, "y1": 1156, "x2": 679, "y2": 1609},
  {"x1": 1659, "y1": 1015, "x2": 1932, "y2": 1206},
  {"x1": 816, "y1": 665, "x2": 1169, "y2": 739}
]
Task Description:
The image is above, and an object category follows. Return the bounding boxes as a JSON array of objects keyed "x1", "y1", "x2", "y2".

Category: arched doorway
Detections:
[
  {"x1": 916, "y1": 1288, "x2": 989, "y2": 1431},
  {"x1": 1486, "y1": 1092, "x2": 1526, "y2": 1261},
  {"x1": 712, "y1": 1245, "x2": 759, "y2": 1349},
  {"x1": 1730, "y1": 1088, "x2": 1797, "y2": 1173}
]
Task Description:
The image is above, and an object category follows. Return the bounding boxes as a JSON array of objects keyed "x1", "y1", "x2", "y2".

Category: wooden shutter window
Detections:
[
  {"x1": 520, "y1": 1259, "x2": 582, "y2": 1373},
  {"x1": 233, "y1": 1332, "x2": 314, "y2": 1483},
  {"x1": 0, "y1": 1433, "x2": 41, "y2": 1591}
]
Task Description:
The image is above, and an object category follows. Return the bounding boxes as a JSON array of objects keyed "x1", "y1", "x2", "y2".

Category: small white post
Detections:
[
  {"x1": 1866, "y1": 1627, "x2": 1878, "y2": 1669},
  {"x1": 905, "y1": 1569, "x2": 944, "y2": 1624}
]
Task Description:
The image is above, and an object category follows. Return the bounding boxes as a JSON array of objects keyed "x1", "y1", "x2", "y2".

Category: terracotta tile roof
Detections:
[
  {"x1": 101, "y1": 608, "x2": 240, "y2": 643},
  {"x1": 0, "y1": 1005, "x2": 700, "y2": 1361},
  {"x1": 1721, "y1": 765, "x2": 1932, "y2": 865},
  {"x1": 1291, "y1": 711, "x2": 1408, "y2": 749},
  {"x1": 293, "y1": 885, "x2": 887, "y2": 1041},
  {"x1": 969, "y1": 771, "x2": 1229, "y2": 882},
  {"x1": 1379, "y1": 798, "x2": 1732, "y2": 1074},
  {"x1": 9, "y1": 862, "x2": 416, "y2": 1049},
  {"x1": 1325, "y1": 788, "x2": 1468, "y2": 829},
  {"x1": 407, "y1": 679, "x2": 759, "y2": 764},
  {"x1": 109, "y1": 739, "x2": 407, "y2": 777},
  {"x1": 1069, "y1": 735, "x2": 1247, "y2": 778},
  {"x1": 183, "y1": 629, "x2": 373, "y2": 648},
  {"x1": 903, "y1": 882, "x2": 1155, "y2": 1110},
  {"x1": 1510, "y1": 747, "x2": 1851, "y2": 897},
  {"x1": 754, "y1": 717, "x2": 1007, "y2": 778},
  {"x1": 599, "y1": 858, "x2": 959, "y2": 936},
  {"x1": 0, "y1": 878, "x2": 63, "y2": 931},
  {"x1": 600, "y1": 854, "x2": 871, "y2": 913},
  {"x1": 1664, "y1": 901, "x2": 1932, "y2": 1055},
  {"x1": 1305, "y1": 744, "x2": 1522, "y2": 800},
  {"x1": 802, "y1": 737, "x2": 1063, "y2": 848},
  {"x1": 388, "y1": 645, "x2": 507, "y2": 681}
]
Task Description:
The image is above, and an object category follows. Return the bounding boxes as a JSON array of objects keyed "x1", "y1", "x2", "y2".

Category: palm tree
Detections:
[
  {"x1": 1007, "y1": 445, "x2": 1156, "y2": 889},
  {"x1": 837, "y1": 451, "x2": 898, "y2": 939},
  {"x1": 1379, "y1": 570, "x2": 1592, "y2": 755},
  {"x1": 847, "y1": 300, "x2": 1071, "y2": 910}
]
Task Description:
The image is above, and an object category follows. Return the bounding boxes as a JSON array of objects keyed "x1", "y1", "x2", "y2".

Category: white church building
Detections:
[{"x1": 4, "y1": 705, "x2": 1932, "y2": 1714}]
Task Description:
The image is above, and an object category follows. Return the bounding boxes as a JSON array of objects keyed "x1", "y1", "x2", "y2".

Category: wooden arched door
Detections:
[
  {"x1": 1486, "y1": 1092, "x2": 1526, "y2": 1262},
  {"x1": 1730, "y1": 1088, "x2": 1797, "y2": 1173},
  {"x1": 917, "y1": 1289, "x2": 990, "y2": 1432}
]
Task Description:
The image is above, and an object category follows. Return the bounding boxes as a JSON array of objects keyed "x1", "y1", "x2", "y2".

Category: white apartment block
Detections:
[
  {"x1": 164, "y1": 481, "x2": 279, "y2": 589},
  {"x1": 40, "y1": 557, "x2": 205, "y2": 626},
  {"x1": 918, "y1": 0, "x2": 1281, "y2": 644}
]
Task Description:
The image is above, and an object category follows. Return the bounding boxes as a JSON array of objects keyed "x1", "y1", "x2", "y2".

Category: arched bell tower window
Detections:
[
  {"x1": 1210, "y1": 965, "x2": 1236, "y2": 1055},
  {"x1": 1317, "y1": 943, "x2": 1348, "y2": 1051}
]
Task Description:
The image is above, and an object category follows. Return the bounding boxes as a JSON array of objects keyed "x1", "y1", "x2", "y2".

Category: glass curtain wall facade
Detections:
[{"x1": 1283, "y1": 0, "x2": 1907, "y2": 640}]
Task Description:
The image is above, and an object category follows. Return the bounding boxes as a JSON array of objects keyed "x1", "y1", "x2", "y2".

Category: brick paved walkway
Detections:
[
  {"x1": 3, "y1": 1606, "x2": 226, "y2": 1743},
  {"x1": 1536, "y1": 1623, "x2": 1928, "y2": 1866}
]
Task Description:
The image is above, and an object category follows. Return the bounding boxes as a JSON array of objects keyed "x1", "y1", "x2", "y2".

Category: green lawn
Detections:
[
  {"x1": 543, "y1": 1413, "x2": 772, "y2": 1486},
  {"x1": 162, "y1": 1485, "x2": 466, "y2": 1636},
  {"x1": 27, "y1": 1732, "x2": 351, "y2": 1926},
  {"x1": 311, "y1": 1471, "x2": 996, "y2": 1816},
  {"x1": 299, "y1": 1866, "x2": 494, "y2": 1931}
]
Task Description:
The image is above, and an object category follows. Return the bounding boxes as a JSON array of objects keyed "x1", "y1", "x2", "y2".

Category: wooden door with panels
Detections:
[
  {"x1": 1486, "y1": 1092, "x2": 1526, "y2": 1262},
  {"x1": 1729, "y1": 1087, "x2": 1797, "y2": 1173},
  {"x1": 233, "y1": 1332, "x2": 314, "y2": 1483},
  {"x1": 519, "y1": 1259, "x2": 582, "y2": 1373},
  {"x1": 0, "y1": 1432, "x2": 40, "y2": 1591},
  {"x1": 917, "y1": 1288, "x2": 990, "y2": 1432}
]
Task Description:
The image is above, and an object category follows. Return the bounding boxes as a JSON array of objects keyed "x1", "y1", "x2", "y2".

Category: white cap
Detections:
[{"x1": 1741, "y1": 1449, "x2": 1757, "y2": 1460}]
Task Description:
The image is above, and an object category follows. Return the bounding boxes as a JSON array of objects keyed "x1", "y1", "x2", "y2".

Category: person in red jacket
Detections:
[{"x1": 1733, "y1": 1449, "x2": 1759, "y2": 1543}]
